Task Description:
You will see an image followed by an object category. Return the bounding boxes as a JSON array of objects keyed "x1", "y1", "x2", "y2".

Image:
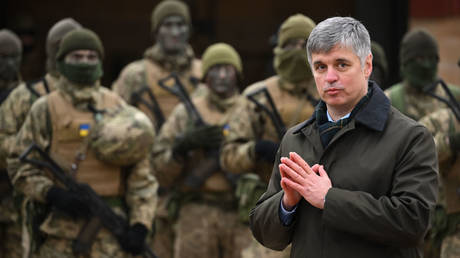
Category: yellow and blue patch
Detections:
[
  {"x1": 79, "y1": 124, "x2": 90, "y2": 137},
  {"x1": 222, "y1": 124, "x2": 230, "y2": 137}
]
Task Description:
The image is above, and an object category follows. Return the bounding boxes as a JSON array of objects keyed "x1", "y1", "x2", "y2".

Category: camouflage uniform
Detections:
[
  {"x1": 112, "y1": 2, "x2": 201, "y2": 257},
  {"x1": 112, "y1": 44, "x2": 201, "y2": 131},
  {"x1": 0, "y1": 28, "x2": 22, "y2": 258},
  {"x1": 419, "y1": 109, "x2": 460, "y2": 258},
  {"x1": 151, "y1": 85, "x2": 252, "y2": 258},
  {"x1": 7, "y1": 77, "x2": 158, "y2": 258}
]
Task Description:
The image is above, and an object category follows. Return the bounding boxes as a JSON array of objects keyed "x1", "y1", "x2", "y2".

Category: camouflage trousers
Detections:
[
  {"x1": 150, "y1": 194, "x2": 175, "y2": 258},
  {"x1": 33, "y1": 230, "x2": 140, "y2": 258},
  {"x1": 241, "y1": 237, "x2": 291, "y2": 258},
  {"x1": 441, "y1": 225, "x2": 460, "y2": 258},
  {"x1": 174, "y1": 202, "x2": 253, "y2": 258}
]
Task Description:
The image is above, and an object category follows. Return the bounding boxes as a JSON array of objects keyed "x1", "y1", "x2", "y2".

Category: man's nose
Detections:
[{"x1": 325, "y1": 68, "x2": 338, "y2": 83}]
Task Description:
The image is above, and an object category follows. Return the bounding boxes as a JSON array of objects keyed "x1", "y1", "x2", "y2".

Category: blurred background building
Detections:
[{"x1": 1, "y1": 0, "x2": 459, "y2": 89}]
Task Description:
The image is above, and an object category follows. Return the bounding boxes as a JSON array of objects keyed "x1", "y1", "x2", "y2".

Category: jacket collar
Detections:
[{"x1": 293, "y1": 81, "x2": 390, "y2": 134}]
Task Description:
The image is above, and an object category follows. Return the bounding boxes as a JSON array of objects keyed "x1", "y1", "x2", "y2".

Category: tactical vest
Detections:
[
  {"x1": 251, "y1": 76, "x2": 316, "y2": 142},
  {"x1": 26, "y1": 74, "x2": 58, "y2": 101},
  {"x1": 47, "y1": 90, "x2": 123, "y2": 197},
  {"x1": 138, "y1": 59, "x2": 201, "y2": 129}
]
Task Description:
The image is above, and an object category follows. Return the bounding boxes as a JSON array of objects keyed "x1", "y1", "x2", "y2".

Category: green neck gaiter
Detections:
[
  {"x1": 274, "y1": 47, "x2": 312, "y2": 84},
  {"x1": 401, "y1": 58, "x2": 438, "y2": 91},
  {"x1": 57, "y1": 61, "x2": 103, "y2": 85}
]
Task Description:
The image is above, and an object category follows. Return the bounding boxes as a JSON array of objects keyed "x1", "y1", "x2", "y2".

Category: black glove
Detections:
[
  {"x1": 119, "y1": 223, "x2": 148, "y2": 255},
  {"x1": 173, "y1": 125, "x2": 223, "y2": 156},
  {"x1": 449, "y1": 131, "x2": 460, "y2": 152},
  {"x1": 254, "y1": 140, "x2": 279, "y2": 163},
  {"x1": 45, "y1": 186, "x2": 91, "y2": 218}
]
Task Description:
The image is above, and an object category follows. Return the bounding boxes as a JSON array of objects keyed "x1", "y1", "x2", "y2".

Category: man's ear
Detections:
[{"x1": 364, "y1": 53, "x2": 373, "y2": 79}]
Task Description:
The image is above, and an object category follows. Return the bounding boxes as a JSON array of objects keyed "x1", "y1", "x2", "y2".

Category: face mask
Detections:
[
  {"x1": 0, "y1": 55, "x2": 21, "y2": 81},
  {"x1": 401, "y1": 57, "x2": 438, "y2": 91},
  {"x1": 57, "y1": 61, "x2": 103, "y2": 85},
  {"x1": 274, "y1": 47, "x2": 312, "y2": 83}
]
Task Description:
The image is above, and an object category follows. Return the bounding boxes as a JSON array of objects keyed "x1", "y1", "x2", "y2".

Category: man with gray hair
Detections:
[{"x1": 249, "y1": 16, "x2": 438, "y2": 258}]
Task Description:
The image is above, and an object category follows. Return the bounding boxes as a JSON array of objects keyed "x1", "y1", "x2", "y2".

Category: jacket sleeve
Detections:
[
  {"x1": 125, "y1": 156, "x2": 158, "y2": 230},
  {"x1": 7, "y1": 97, "x2": 54, "y2": 202},
  {"x1": 221, "y1": 97, "x2": 260, "y2": 174},
  {"x1": 322, "y1": 125, "x2": 438, "y2": 247},
  {"x1": 0, "y1": 84, "x2": 34, "y2": 169},
  {"x1": 249, "y1": 141, "x2": 295, "y2": 251},
  {"x1": 112, "y1": 61, "x2": 145, "y2": 105}
]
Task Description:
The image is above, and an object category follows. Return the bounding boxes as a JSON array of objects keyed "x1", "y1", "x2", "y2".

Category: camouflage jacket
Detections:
[
  {"x1": 0, "y1": 73, "x2": 58, "y2": 169},
  {"x1": 7, "y1": 78, "x2": 158, "y2": 238},
  {"x1": 112, "y1": 44, "x2": 202, "y2": 132},
  {"x1": 384, "y1": 80, "x2": 460, "y2": 121},
  {"x1": 152, "y1": 87, "x2": 239, "y2": 194},
  {"x1": 419, "y1": 108, "x2": 460, "y2": 213},
  {"x1": 220, "y1": 75, "x2": 318, "y2": 180}
]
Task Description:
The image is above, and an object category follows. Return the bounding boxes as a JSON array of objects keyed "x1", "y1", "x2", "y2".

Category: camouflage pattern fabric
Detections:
[
  {"x1": 0, "y1": 73, "x2": 58, "y2": 170},
  {"x1": 174, "y1": 202, "x2": 252, "y2": 258},
  {"x1": 384, "y1": 81, "x2": 460, "y2": 121},
  {"x1": 7, "y1": 78, "x2": 158, "y2": 257},
  {"x1": 112, "y1": 44, "x2": 202, "y2": 133},
  {"x1": 419, "y1": 108, "x2": 460, "y2": 258}
]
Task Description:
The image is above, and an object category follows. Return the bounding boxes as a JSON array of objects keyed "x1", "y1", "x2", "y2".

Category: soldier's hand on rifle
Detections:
[
  {"x1": 118, "y1": 223, "x2": 148, "y2": 255},
  {"x1": 449, "y1": 130, "x2": 460, "y2": 152},
  {"x1": 254, "y1": 140, "x2": 279, "y2": 163},
  {"x1": 173, "y1": 125, "x2": 223, "y2": 156},
  {"x1": 46, "y1": 185, "x2": 91, "y2": 218}
]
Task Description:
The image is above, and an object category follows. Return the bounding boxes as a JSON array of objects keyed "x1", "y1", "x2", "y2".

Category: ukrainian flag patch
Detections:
[
  {"x1": 222, "y1": 124, "x2": 230, "y2": 137},
  {"x1": 79, "y1": 124, "x2": 90, "y2": 137}
]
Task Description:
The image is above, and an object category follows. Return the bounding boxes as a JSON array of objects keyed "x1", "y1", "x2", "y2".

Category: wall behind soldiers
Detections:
[{"x1": 1, "y1": 0, "x2": 413, "y2": 89}]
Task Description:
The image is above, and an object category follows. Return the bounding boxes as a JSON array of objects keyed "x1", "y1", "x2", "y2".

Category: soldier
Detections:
[
  {"x1": 112, "y1": 1, "x2": 200, "y2": 257},
  {"x1": 151, "y1": 43, "x2": 250, "y2": 258},
  {"x1": 7, "y1": 28, "x2": 158, "y2": 257},
  {"x1": 0, "y1": 28, "x2": 22, "y2": 258},
  {"x1": 384, "y1": 28, "x2": 460, "y2": 121},
  {"x1": 419, "y1": 108, "x2": 460, "y2": 258},
  {"x1": 384, "y1": 28, "x2": 460, "y2": 258},
  {"x1": 112, "y1": 0, "x2": 201, "y2": 132}
]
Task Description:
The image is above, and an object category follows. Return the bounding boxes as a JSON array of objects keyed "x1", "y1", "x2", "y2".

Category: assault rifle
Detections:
[
  {"x1": 424, "y1": 79, "x2": 460, "y2": 122},
  {"x1": 19, "y1": 143, "x2": 158, "y2": 258},
  {"x1": 158, "y1": 73, "x2": 228, "y2": 189},
  {"x1": 246, "y1": 87, "x2": 286, "y2": 141}
]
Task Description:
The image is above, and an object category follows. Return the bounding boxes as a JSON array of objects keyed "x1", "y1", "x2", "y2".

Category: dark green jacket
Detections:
[{"x1": 249, "y1": 82, "x2": 438, "y2": 258}]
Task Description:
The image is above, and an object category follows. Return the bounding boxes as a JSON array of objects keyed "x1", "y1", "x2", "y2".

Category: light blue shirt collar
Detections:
[{"x1": 327, "y1": 111, "x2": 351, "y2": 122}]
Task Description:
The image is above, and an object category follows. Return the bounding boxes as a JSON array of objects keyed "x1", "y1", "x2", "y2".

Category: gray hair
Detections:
[{"x1": 306, "y1": 17, "x2": 371, "y2": 67}]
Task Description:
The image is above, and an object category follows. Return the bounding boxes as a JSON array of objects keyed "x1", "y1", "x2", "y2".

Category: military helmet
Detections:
[{"x1": 90, "y1": 105, "x2": 155, "y2": 166}]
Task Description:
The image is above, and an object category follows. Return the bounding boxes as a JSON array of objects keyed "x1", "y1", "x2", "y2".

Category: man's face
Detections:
[
  {"x1": 64, "y1": 50, "x2": 99, "y2": 64},
  {"x1": 156, "y1": 15, "x2": 190, "y2": 54},
  {"x1": 205, "y1": 64, "x2": 238, "y2": 98},
  {"x1": 311, "y1": 45, "x2": 372, "y2": 110}
]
